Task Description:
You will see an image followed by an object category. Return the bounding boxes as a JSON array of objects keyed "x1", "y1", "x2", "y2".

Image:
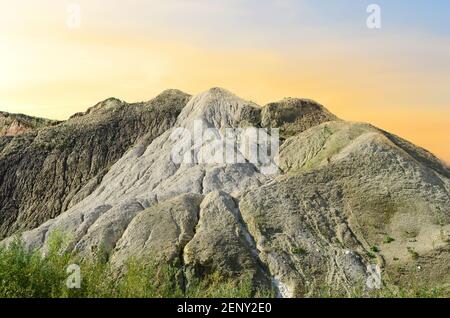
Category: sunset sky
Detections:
[{"x1": 0, "y1": 0, "x2": 449, "y2": 162}]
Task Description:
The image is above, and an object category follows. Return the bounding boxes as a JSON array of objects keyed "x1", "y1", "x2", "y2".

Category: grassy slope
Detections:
[
  {"x1": 0, "y1": 234, "x2": 272, "y2": 298},
  {"x1": 0, "y1": 234, "x2": 447, "y2": 298}
]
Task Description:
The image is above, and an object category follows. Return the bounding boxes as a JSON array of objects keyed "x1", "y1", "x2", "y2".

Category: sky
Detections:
[{"x1": 0, "y1": 0, "x2": 449, "y2": 162}]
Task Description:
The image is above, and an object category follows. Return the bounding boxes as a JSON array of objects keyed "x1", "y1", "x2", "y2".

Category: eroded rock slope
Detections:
[
  {"x1": 2, "y1": 88, "x2": 449, "y2": 297},
  {"x1": 0, "y1": 90, "x2": 190, "y2": 238},
  {"x1": 0, "y1": 111, "x2": 58, "y2": 137}
]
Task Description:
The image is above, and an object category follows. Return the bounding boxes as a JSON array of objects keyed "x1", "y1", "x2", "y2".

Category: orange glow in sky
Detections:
[{"x1": 0, "y1": 1, "x2": 449, "y2": 163}]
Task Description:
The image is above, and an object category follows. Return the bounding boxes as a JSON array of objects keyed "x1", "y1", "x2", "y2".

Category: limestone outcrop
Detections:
[{"x1": 1, "y1": 88, "x2": 448, "y2": 297}]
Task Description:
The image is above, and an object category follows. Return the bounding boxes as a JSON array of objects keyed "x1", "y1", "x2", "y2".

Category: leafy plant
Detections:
[
  {"x1": 291, "y1": 246, "x2": 308, "y2": 255},
  {"x1": 367, "y1": 252, "x2": 376, "y2": 259},
  {"x1": 383, "y1": 236, "x2": 395, "y2": 244},
  {"x1": 0, "y1": 236, "x2": 273, "y2": 298}
]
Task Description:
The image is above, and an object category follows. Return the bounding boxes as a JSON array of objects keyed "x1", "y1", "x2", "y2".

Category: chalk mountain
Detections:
[{"x1": 1, "y1": 88, "x2": 449, "y2": 297}]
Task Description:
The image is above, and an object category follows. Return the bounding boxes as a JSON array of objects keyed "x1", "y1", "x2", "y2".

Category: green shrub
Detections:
[
  {"x1": 1, "y1": 237, "x2": 446, "y2": 298},
  {"x1": 0, "y1": 237, "x2": 272, "y2": 298},
  {"x1": 291, "y1": 246, "x2": 308, "y2": 255},
  {"x1": 383, "y1": 236, "x2": 395, "y2": 244},
  {"x1": 366, "y1": 252, "x2": 376, "y2": 259}
]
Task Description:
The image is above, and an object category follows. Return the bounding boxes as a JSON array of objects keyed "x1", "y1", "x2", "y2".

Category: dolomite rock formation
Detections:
[
  {"x1": 0, "y1": 90, "x2": 190, "y2": 238},
  {"x1": 1, "y1": 88, "x2": 449, "y2": 297}
]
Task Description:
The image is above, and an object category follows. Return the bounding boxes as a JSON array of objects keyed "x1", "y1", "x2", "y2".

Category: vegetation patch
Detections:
[
  {"x1": 0, "y1": 236, "x2": 272, "y2": 298},
  {"x1": 407, "y1": 247, "x2": 420, "y2": 260},
  {"x1": 0, "y1": 234, "x2": 447, "y2": 299},
  {"x1": 366, "y1": 252, "x2": 377, "y2": 259},
  {"x1": 383, "y1": 236, "x2": 395, "y2": 244},
  {"x1": 291, "y1": 246, "x2": 308, "y2": 255}
]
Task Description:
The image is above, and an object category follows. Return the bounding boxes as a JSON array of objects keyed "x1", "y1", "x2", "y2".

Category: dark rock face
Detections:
[
  {"x1": 0, "y1": 111, "x2": 59, "y2": 137},
  {"x1": 0, "y1": 90, "x2": 190, "y2": 238},
  {"x1": 261, "y1": 98, "x2": 338, "y2": 139}
]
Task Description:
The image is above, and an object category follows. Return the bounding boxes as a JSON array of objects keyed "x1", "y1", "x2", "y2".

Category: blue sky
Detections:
[
  {"x1": 105, "y1": 0, "x2": 450, "y2": 44},
  {"x1": 289, "y1": 0, "x2": 450, "y2": 33}
]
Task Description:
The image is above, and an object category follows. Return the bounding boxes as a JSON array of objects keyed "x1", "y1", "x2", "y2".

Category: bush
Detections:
[
  {"x1": 383, "y1": 236, "x2": 395, "y2": 244},
  {"x1": 0, "y1": 236, "x2": 446, "y2": 298},
  {"x1": 0, "y1": 236, "x2": 272, "y2": 298}
]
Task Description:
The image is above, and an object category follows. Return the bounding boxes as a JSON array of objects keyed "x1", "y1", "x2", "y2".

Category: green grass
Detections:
[
  {"x1": 383, "y1": 236, "x2": 395, "y2": 244},
  {"x1": 366, "y1": 252, "x2": 377, "y2": 259},
  {"x1": 291, "y1": 246, "x2": 308, "y2": 255},
  {"x1": 0, "y1": 235, "x2": 447, "y2": 298},
  {"x1": 0, "y1": 236, "x2": 272, "y2": 298},
  {"x1": 312, "y1": 284, "x2": 449, "y2": 298}
]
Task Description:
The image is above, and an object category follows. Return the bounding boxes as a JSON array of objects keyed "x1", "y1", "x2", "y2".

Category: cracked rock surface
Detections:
[
  {"x1": 1, "y1": 87, "x2": 449, "y2": 297},
  {"x1": 0, "y1": 90, "x2": 190, "y2": 238}
]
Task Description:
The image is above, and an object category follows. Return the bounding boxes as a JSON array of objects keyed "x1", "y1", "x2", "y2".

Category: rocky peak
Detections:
[
  {"x1": 0, "y1": 111, "x2": 58, "y2": 137},
  {"x1": 70, "y1": 97, "x2": 125, "y2": 118},
  {"x1": 261, "y1": 97, "x2": 338, "y2": 139},
  {"x1": 176, "y1": 87, "x2": 260, "y2": 129}
]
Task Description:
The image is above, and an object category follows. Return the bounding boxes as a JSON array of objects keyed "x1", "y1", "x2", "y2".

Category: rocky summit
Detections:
[
  {"x1": 1, "y1": 88, "x2": 449, "y2": 297},
  {"x1": 0, "y1": 111, "x2": 58, "y2": 137}
]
